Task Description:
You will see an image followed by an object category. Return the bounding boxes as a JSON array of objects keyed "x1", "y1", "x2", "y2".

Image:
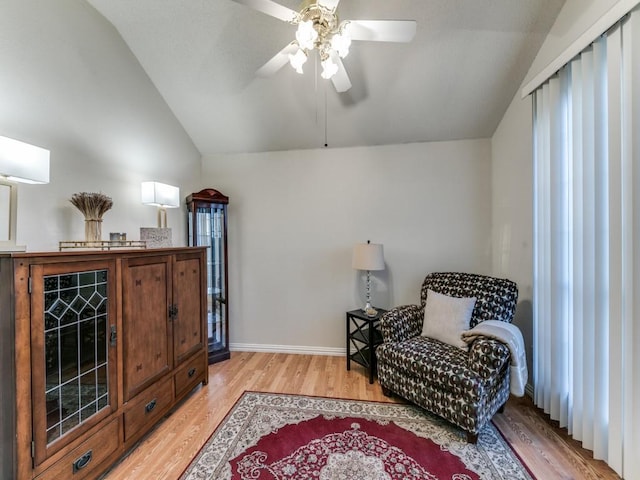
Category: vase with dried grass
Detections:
[{"x1": 70, "y1": 192, "x2": 113, "y2": 245}]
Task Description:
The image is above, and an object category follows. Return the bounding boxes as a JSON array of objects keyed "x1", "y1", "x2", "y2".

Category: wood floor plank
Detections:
[{"x1": 103, "y1": 352, "x2": 620, "y2": 480}]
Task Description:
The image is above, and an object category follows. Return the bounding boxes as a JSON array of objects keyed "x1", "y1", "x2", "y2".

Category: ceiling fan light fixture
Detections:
[
  {"x1": 234, "y1": 0, "x2": 417, "y2": 93},
  {"x1": 295, "y1": 20, "x2": 318, "y2": 50},
  {"x1": 331, "y1": 31, "x2": 351, "y2": 58},
  {"x1": 289, "y1": 48, "x2": 308, "y2": 74},
  {"x1": 321, "y1": 57, "x2": 338, "y2": 79}
]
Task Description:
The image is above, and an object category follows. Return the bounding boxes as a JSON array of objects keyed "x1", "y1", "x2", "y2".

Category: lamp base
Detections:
[
  {"x1": 362, "y1": 301, "x2": 378, "y2": 317},
  {"x1": 0, "y1": 243, "x2": 26, "y2": 253}
]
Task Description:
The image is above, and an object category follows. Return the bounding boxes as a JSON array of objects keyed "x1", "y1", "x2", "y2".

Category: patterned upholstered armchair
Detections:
[{"x1": 376, "y1": 272, "x2": 518, "y2": 443}]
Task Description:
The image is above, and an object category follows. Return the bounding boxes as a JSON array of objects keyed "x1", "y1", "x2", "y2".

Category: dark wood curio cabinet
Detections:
[{"x1": 186, "y1": 188, "x2": 230, "y2": 364}]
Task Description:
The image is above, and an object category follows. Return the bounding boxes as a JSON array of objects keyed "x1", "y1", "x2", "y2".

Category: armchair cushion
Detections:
[
  {"x1": 421, "y1": 289, "x2": 476, "y2": 349},
  {"x1": 377, "y1": 336, "x2": 510, "y2": 398}
]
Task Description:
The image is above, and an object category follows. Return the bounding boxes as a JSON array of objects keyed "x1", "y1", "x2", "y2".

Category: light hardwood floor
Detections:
[{"x1": 104, "y1": 352, "x2": 620, "y2": 479}]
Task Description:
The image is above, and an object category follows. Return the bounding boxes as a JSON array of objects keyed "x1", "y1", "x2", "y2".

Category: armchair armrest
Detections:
[
  {"x1": 379, "y1": 304, "x2": 424, "y2": 343},
  {"x1": 467, "y1": 337, "x2": 511, "y2": 381}
]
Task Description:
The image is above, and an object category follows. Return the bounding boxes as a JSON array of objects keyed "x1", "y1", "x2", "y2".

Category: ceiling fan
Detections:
[{"x1": 232, "y1": 0, "x2": 417, "y2": 92}]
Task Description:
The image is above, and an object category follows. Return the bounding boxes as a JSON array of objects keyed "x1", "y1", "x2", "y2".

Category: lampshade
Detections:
[
  {"x1": 321, "y1": 57, "x2": 338, "y2": 79},
  {"x1": 331, "y1": 32, "x2": 351, "y2": 58},
  {"x1": 352, "y1": 242, "x2": 385, "y2": 271},
  {"x1": 0, "y1": 135, "x2": 50, "y2": 184},
  {"x1": 141, "y1": 181, "x2": 180, "y2": 208},
  {"x1": 296, "y1": 20, "x2": 318, "y2": 50},
  {"x1": 289, "y1": 48, "x2": 308, "y2": 74}
]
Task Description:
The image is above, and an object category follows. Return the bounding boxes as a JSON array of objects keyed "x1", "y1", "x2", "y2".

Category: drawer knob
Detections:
[
  {"x1": 188, "y1": 367, "x2": 196, "y2": 378},
  {"x1": 145, "y1": 398, "x2": 157, "y2": 414},
  {"x1": 72, "y1": 450, "x2": 93, "y2": 473}
]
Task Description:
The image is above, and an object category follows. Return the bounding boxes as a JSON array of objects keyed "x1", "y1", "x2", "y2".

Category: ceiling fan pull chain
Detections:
[
  {"x1": 324, "y1": 84, "x2": 329, "y2": 148},
  {"x1": 315, "y1": 51, "x2": 319, "y2": 126}
]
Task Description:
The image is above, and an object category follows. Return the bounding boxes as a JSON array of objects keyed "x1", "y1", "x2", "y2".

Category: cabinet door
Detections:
[
  {"x1": 30, "y1": 260, "x2": 118, "y2": 466},
  {"x1": 122, "y1": 256, "x2": 172, "y2": 401},
  {"x1": 172, "y1": 252, "x2": 205, "y2": 364}
]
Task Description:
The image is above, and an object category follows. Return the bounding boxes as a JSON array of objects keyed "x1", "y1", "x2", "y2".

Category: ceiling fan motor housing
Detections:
[{"x1": 296, "y1": 1, "x2": 343, "y2": 57}]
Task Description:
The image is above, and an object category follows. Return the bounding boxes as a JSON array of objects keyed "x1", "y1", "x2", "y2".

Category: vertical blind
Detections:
[{"x1": 533, "y1": 8, "x2": 640, "y2": 478}]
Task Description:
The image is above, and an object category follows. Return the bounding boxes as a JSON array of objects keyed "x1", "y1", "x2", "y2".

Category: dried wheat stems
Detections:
[{"x1": 70, "y1": 192, "x2": 113, "y2": 221}]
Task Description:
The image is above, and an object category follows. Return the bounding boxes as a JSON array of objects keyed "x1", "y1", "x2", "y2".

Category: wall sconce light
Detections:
[
  {"x1": 0, "y1": 135, "x2": 50, "y2": 251},
  {"x1": 141, "y1": 181, "x2": 180, "y2": 228}
]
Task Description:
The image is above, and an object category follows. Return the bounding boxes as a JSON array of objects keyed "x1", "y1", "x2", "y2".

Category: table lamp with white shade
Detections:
[
  {"x1": 0, "y1": 135, "x2": 50, "y2": 252},
  {"x1": 140, "y1": 181, "x2": 180, "y2": 247},
  {"x1": 352, "y1": 240, "x2": 385, "y2": 316},
  {"x1": 141, "y1": 181, "x2": 180, "y2": 228}
]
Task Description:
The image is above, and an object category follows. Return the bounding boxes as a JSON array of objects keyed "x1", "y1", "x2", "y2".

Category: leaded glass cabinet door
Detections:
[
  {"x1": 186, "y1": 188, "x2": 230, "y2": 364},
  {"x1": 30, "y1": 260, "x2": 118, "y2": 465}
]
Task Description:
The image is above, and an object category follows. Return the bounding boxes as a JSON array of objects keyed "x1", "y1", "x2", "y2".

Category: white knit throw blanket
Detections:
[{"x1": 461, "y1": 320, "x2": 528, "y2": 397}]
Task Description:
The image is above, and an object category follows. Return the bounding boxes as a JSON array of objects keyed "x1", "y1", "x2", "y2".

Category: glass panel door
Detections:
[
  {"x1": 43, "y1": 269, "x2": 110, "y2": 444},
  {"x1": 209, "y1": 206, "x2": 226, "y2": 353},
  {"x1": 194, "y1": 205, "x2": 227, "y2": 356},
  {"x1": 31, "y1": 261, "x2": 117, "y2": 465}
]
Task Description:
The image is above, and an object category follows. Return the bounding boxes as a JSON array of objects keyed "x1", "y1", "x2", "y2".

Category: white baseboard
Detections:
[{"x1": 229, "y1": 343, "x2": 346, "y2": 357}]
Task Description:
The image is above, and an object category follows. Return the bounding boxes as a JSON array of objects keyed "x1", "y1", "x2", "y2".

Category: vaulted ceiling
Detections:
[{"x1": 87, "y1": 0, "x2": 565, "y2": 156}]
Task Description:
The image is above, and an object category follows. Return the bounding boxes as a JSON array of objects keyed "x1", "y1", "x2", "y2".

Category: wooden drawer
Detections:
[
  {"x1": 35, "y1": 418, "x2": 120, "y2": 480},
  {"x1": 175, "y1": 353, "x2": 206, "y2": 398},
  {"x1": 124, "y1": 377, "x2": 173, "y2": 442}
]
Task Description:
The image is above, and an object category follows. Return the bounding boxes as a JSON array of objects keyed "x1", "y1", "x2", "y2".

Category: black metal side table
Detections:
[{"x1": 346, "y1": 308, "x2": 387, "y2": 384}]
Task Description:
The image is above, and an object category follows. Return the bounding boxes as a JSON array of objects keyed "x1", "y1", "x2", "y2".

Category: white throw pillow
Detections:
[{"x1": 421, "y1": 289, "x2": 476, "y2": 349}]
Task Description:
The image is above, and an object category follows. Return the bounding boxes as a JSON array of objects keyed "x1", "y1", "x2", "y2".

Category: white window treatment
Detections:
[{"x1": 533, "y1": 8, "x2": 640, "y2": 479}]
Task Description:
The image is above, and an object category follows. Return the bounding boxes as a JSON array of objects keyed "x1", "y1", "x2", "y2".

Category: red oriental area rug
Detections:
[{"x1": 180, "y1": 392, "x2": 534, "y2": 480}]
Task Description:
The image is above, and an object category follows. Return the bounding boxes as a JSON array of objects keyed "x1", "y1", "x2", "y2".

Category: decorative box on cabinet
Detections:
[{"x1": 0, "y1": 247, "x2": 208, "y2": 480}]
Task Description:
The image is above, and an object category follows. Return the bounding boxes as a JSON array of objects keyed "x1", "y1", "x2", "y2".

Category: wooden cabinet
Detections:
[{"x1": 0, "y1": 247, "x2": 208, "y2": 480}]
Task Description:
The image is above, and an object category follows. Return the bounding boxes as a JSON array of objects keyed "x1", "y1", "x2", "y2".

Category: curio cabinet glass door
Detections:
[{"x1": 186, "y1": 188, "x2": 230, "y2": 364}]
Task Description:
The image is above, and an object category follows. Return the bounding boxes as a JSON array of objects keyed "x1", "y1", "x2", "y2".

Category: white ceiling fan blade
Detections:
[
  {"x1": 232, "y1": 0, "x2": 298, "y2": 22},
  {"x1": 318, "y1": 0, "x2": 340, "y2": 12},
  {"x1": 345, "y1": 20, "x2": 417, "y2": 43},
  {"x1": 256, "y1": 42, "x2": 298, "y2": 77},
  {"x1": 331, "y1": 55, "x2": 351, "y2": 93}
]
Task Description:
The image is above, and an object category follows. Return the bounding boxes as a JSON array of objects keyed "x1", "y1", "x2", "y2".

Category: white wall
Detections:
[
  {"x1": 203, "y1": 140, "x2": 492, "y2": 351},
  {"x1": 0, "y1": 0, "x2": 201, "y2": 252},
  {"x1": 491, "y1": 91, "x2": 535, "y2": 380},
  {"x1": 491, "y1": 0, "x2": 627, "y2": 385}
]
